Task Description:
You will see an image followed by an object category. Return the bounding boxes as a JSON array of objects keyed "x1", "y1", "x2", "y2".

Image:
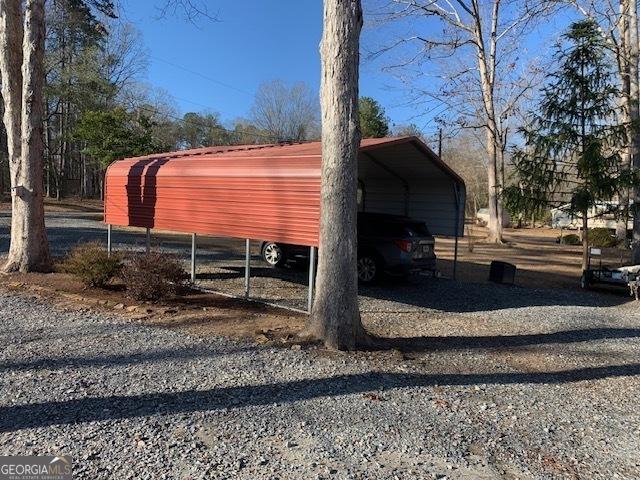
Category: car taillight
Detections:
[{"x1": 394, "y1": 239, "x2": 413, "y2": 252}]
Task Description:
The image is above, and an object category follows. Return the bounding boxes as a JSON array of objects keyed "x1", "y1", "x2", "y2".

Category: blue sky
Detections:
[
  {"x1": 120, "y1": 1, "x2": 577, "y2": 137},
  {"x1": 121, "y1": 1, "x2": 324, "y2": 122}
]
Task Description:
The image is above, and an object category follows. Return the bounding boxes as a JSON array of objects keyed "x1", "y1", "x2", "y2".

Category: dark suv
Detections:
[{"x1": 260, "y1": 212, "x2": 436, "y2": 284}]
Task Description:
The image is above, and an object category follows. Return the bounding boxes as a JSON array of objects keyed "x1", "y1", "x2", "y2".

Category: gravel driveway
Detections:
[
  {"x1": 1, "y1": 286, "x2": 639, "y2": 479},
  {"x1": 1, "y1": 211, "x2": 640, "y2": 478}
]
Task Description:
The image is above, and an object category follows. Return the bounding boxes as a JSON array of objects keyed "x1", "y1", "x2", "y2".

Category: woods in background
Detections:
[{"x1": 0, "y1": 4, "x2": 323, "y2": 200}]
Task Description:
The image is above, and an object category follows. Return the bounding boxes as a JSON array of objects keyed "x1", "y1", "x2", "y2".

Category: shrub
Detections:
[
  {"x1": 588, "y1": 227, "x2": 617, "y2": 248},
  {"x1": 121, "y1": 252, "x2": 189, "y2": 301},
  {"x1": 558, "y1": 233, "x2": 581, "y2": 245},
  {"x1": 62, "y1": 242, "x2": 123, "y2": 288}
]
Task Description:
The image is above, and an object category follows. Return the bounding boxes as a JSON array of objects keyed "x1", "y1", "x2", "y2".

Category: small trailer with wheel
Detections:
[{"x1": 581, "y1": 247, "x2": 640, "y2": 298}]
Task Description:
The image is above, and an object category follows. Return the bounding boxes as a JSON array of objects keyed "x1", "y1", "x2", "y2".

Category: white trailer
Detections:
[{"x1": 550, "y1": 202, "x2": 633, "y2": 231}]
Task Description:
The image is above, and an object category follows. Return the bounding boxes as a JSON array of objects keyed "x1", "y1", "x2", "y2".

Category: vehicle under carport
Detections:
[{"x1": 104, "y1": 136, "x2": 466, "y2": 312}]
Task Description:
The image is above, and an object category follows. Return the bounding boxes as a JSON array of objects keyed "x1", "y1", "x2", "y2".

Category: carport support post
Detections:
[
  {"x1": 453, "y1": 184, "x2": 461, "y2": 280},
  {"x1": 107, "y1": 224, "x2": 112, "y2": 256},
  {"x1": 145, "y1": 228, "x2": 151, "y2": 254},
  {"x1": 307, "y1": 246, "x2": 317, "y2": 313},
  {"x1": 244, "y1": 239, "x2": 251, "y2": 299},
  {"x1": 191, "y1": 234, "x2": 197, "y2": 282}
]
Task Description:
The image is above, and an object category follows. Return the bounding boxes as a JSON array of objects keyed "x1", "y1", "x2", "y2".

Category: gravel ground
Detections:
[
  {"x1": 1, "y1": 285, "x2": 639, "y2": 479},
  {"x1": 1, "y1": 212, "x2": 640, "y2": 479}
]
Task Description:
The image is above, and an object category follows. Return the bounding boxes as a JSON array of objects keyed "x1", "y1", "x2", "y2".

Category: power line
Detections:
[
  {"x1": 167, "y1": 93, "x2": 254, "y2": 126},
  {"x1": 168, "y1": 94, "x2": 219, "y2": 111},
  {"x1": 150, "y1": 55, "x2": 254, "y2": 97}
]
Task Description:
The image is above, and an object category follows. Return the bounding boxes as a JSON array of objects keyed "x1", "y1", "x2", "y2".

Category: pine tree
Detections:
[
  {"x1": 359, "y1": 97, "x2": 389, "y2": 138},
  {"x1": 504, "y1": 20, "x2": 638, "y2": 270}
]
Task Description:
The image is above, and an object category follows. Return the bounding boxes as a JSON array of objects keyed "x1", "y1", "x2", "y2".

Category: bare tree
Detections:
[
  {"x1": 250, "y1": 80, "x2": 319, "y2": 142},
  {"x1": 305, "y1": 0, "x2": 369, "y2": 350},
  {"x1": 441, "y1": 133, "x2": 489, "y2": 217},
  {"x1": 616, "y1": 0, "x2": 640, "y2": 258},
  {"x1": 101, "y1": 21, "x2": 150, "y2": 101},
  {"x1": 0, "y1": 0, "x2": 50, "y2": 272},
  {"x1": 156, "y1": 0, "x2": 218, "y2": 22},
  {"x1": 630, "y1": 0, "x2": 640, "y2": 262},
  {"x1": 370, "y1": 0, "x2": 550, "y2": 243}
]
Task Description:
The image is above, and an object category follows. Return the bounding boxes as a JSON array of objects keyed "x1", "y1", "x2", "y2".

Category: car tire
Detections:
[
  {"x1": 358, "y1": 254, "x2": 381, "y2": 284},
  {"x1": 262, "y1": 242, "x2": 287, "y2": 268}
]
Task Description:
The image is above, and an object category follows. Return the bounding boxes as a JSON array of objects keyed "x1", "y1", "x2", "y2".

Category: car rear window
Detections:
[
  {"x1": 405, "y1": 222, "x2": 431, "y2": 237},
  {"x1": 376, "y1": 221, "x2": 406, "y2": 237},
  {"x1": 360, "y1": 218, "x2": 431, "y2": 238}
]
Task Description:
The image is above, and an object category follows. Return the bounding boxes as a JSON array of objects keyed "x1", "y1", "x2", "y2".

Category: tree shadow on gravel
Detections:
[
  {"x1": 3, "y1": 328, "x2": 638, "y2": 373},
  {"x1": 0, "y1": 344, "x2": 254, "y2": 373},
  {"x1": 358, "y1": 277, "x2": 632, "y2": 313},
  {"x1": 1, "y1": 363, "x2": 638, "y2": 432},
  {"x1": 196, "y1": 266, "x2": 307, "y2": 283},
  {"x1": 373, "y1": 327, "x2": 640, "y2": 352}
]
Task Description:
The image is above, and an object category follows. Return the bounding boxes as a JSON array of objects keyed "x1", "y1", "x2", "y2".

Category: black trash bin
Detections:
[{"x1": 489, "y1": 261, "x2": 516, "y2": 285}]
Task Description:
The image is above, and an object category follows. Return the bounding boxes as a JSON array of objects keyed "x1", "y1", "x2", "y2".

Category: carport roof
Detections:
[
  {"x1": 104, "y1": 136, "x2": 465, "y2": 246},
  {"x1": 117, "y1": 136, "x2": 464, "y2": 186}
]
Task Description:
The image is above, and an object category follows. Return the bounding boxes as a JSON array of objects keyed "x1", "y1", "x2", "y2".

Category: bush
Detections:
[
  {"x1": 62, "y1": 242, "x2": 123, "y2": 288},
  {"x1": 588, "y1": 227, "x2": 617, "y2": 248},
  {"x1": 558, "y1": 233, "x2": 581, "y2": 245},
  {"x1": 121, "y1": 252, "x2": 189, "y2": 301}
]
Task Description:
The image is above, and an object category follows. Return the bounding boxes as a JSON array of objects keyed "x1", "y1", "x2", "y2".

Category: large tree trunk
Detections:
[
  {"x1": 629, "y1": 0, "x2": 640, "y2": 264},
  {"x1": 305, "y1": 0, "x2": 368, "y2": 350},
  {"x1": 485, "y1": 124, "x2": 503, "y2": 242},
  {"x1": 617, "y1": 0, "x2": 632, "y2": 242},
  {"x1": 0, "y1": 0, "x2": 23, "y2": 193},
  {"x1": 3, "y1": 0, "x2": 50, "y2": 272},
  {"x1": 475, "y1": 1, "x2": 503, "y2": 244}
]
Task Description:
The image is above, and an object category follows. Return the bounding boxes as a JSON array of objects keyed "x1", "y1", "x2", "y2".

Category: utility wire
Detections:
[
  {"x1": 144, "y1": 57, "x2": 303, "y2": 142},
  {"x1": 150, "y1": 55, "x2": 254, "y2": 97},
  {"x1": 167, "y1": 93, "x2": 255, "y2": 128}
]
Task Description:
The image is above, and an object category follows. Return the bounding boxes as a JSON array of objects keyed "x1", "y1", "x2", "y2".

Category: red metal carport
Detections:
[
  {"x1": 105, "y1": 143, "x2": 322, "y2": 247},
  {"x1": 104, "y1": 136, "x2": 465, "y2": 312}
]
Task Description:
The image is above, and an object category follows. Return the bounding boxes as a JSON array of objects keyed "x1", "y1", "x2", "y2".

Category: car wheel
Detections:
[
  {"x1": 262, "y1": 242, "x2": 286, "y2": 268},
  {"x1": 358, "y1": 254, "x2": 380, "y2": 284}
]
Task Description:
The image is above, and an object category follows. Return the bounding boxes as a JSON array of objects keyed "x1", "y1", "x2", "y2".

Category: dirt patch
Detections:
[
  {"x1": 0, "y1": 271, "x2": 306, "y2": 344},
  {"x1": 436, "y1": 225, "x2": 631, "y2": 291}
]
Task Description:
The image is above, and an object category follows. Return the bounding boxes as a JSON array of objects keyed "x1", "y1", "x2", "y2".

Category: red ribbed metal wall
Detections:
[{"x1": 105, "y1": 145, "x2": 322, "y2": 246}]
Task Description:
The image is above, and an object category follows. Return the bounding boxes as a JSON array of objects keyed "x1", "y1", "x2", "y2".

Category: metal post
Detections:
[
  {"x1": 107, "y1": 224, "x2": 112, "y2": 256},
  {"x1": 453, "y1": 184, "x2": 460, "y2": 280},
  {"x1": 308, "y1": 246, "x2": 317, "y2": 313},
  {"x1": 453, "y1": 226, "x2": 459, "y2": 280},
  {"x1": 145, "y1": 227, "x2": 151, "y2": 254},
  {"x1": 244, "y1": 239, "x2": 251, "y2": 299},
  {"x1": 191, "y1": 233, "x2": 197, "y2": 283}
]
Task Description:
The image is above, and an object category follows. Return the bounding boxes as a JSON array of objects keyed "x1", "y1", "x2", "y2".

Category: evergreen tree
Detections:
[
  {"x1": 504, "y1": 20, "x2": 638, "y2": 270},
  {"x1": 359, "y1": 97, "x2": 389, "y2": 138},
  {"x1": 76, "y1": 108, "x2": 161, "y2": 168}
]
